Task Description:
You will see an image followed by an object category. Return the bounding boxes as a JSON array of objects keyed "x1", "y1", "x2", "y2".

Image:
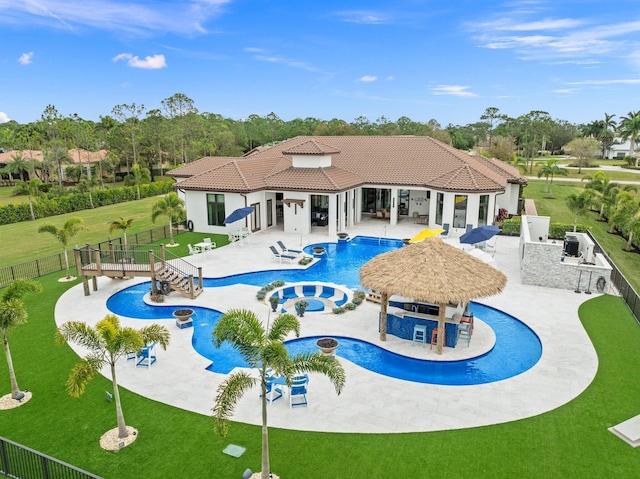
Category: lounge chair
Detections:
[
  {"x1": 276, "y1": 240, "x2": 303, "y2": 256},
  {"x1": 290, "y1": 374, "x2": 309, "y2": 408},
  {"x1": 269, "y1": 245, "x2": 296, "y2": 263}
]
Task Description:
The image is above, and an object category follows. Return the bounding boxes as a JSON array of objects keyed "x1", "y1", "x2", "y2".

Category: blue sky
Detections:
[{"x1": 2, "y1": 0, "x2": 640, "y2": 127}]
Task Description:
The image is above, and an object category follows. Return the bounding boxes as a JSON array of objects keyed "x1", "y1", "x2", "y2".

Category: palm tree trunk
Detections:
[
  {"x1": 626, "y1": 231, "x2": 634, "y2": 251},
  {"x1": 168, "y1": 219, "x2": 175, "y2": 245},
  {"x1": 28, "y1": 196, "x2": 35, "y2": 221},
  {"x1": 3, "y1": 336, "x2": 21, "y2": 399},
  {"x1": 63, "y1": 249, "x2": 72, "y2": 279},
  {"x1": 261, "y1": 381, "x2": 270, "y2": 479},
  {"x1": 110, "y1": 363, "x2": 129, "y2": 438}
]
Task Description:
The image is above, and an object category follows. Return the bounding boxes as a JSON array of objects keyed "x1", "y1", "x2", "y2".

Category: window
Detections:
[
  {"x1": 207, "y1": 194, "x2": 225, "y2": 226},
  {"x1": 478, "y1": 195, "x2": 489, "y2": 226},
  {"x1": 453, "y1": 195, "x2": 467, "y2": 229},
  {"x1": 436, "y1": 193, "x2": 444, "y2": 225}
]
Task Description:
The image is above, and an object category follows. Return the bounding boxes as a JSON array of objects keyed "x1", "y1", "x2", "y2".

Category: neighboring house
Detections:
[
  {"x1": 168, "y1": 136, "x2": 527, "y2": 237},
  {"x1": 0, "y1": 149, "x2": 107, "y2": 181},
  {"x1": 606, "y1": 139, "x2": 638, "y2": 160}
]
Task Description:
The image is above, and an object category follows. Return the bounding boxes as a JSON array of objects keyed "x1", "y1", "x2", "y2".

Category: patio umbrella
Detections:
[
  {"x1": 459, "y1": 225, "x2": 500, "y2": 245},
  {"x1": 409, "y1": 228, "x2": 445, "y2": 243},
  {"x1": 224, "y1": 206, "x2": 254, "y2": 224},
  {"x1": 359, "y1": 237, "x2": 506, "y2": 354}
]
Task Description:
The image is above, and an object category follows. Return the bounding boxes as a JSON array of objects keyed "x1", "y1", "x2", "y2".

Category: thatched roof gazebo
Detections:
[{"x1": 359, "y1": 237, "x2": 507, "y2": 354}]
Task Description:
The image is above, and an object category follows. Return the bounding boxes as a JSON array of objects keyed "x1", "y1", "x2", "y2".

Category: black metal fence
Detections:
[
  {"x1": 0, "y1": 224, "x2": 177, "y2": 288},
  {"x1": 588, "y1": 231, "x2": 640, "y2": 323},
  {"x1": 0, "y1": 436, "x2": 102, "y2": 479}
]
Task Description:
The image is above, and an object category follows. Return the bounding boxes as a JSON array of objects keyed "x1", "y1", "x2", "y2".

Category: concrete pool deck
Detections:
[{"x1": 55, "y1": 220, "x2": 599, "y2": 433}]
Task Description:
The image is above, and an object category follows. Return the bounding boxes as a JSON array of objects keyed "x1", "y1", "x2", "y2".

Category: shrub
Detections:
[
  {"x1": 332, "y1": 307, "x2": 346, "y2": 314},
  {"x1": 344, "y1": 302, "x2": 356, "y2": 310}
]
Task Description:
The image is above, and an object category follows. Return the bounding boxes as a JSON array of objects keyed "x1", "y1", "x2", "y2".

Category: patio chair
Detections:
[
  {"x1": 276, "y1": 240, "x2": 303, "y2": 256},
  {"x1": 485, "y1": 236, "x2": 497, "y2": 256},
  {"x1": 290, "y1": 374, "x2": 309, "y2": 408},
  {"x1": 203, "y1": 238, "x2": 216, "y2": 249},
  {"x1": 466, "y1": 224, "x2": 473, "y2": 232},
  {"x1": 187, "y1": 244, "x2": 201, "y2": 255},
  {"x1": 269, "y1": 245, "x2": 296, "y2": 263},
  {"x1": 440, "y1": 224, "x2": 450, "y2": 237},
  {"x1": 136, "y1": 342, "x2": 157, "y2": 368}
]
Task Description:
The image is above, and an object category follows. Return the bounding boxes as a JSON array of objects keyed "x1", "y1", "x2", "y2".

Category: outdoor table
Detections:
[{"x1": 194, "y1": 241, "x2": 214, "y2": 252}]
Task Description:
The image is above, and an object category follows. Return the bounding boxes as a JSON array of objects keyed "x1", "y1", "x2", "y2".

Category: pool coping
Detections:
[{"x1": 54, "y1": 228, "x2": 599, "y2": 434}]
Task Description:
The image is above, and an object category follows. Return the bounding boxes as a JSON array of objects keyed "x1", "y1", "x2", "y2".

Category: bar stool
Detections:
[
  {"x1": 412, "y1": 324, "x2": 427, "y2": 347},
  {"x1": 430, "y1": 328, "x2": 446, "y2": 349},
  {"x1": 458, "y1": 323, "x2": 471, "y2": 347},
  {"x1": 461, "y1": 312, "x2": 474, "y2": 335}
]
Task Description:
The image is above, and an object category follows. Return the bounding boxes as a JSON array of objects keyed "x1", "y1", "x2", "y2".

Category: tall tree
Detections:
[
  {"x1": 56, "y1": 314, "x2": 170, "y2": 439},
  {"x1": 536, "y1": 158, "x2": 567, "y2": 196},
  {"x1": 480, "y1": 107, "x2": 505, "y2": 149},
  {"x1": 151, "y1": 192, "x2": 185, "y2": 245},
  {"x1": 12, "y1": 178, "x2": 44, "y2": 220},
  {"x1": 38, "y1": 217, "x2": 87, "y2": 279},
  {"x1": 566, "y1": 191, "x2": 593, "y2": 232},
  {"x1": 212, "y1": 309, "x2": 345, "y2": 479},
  {"x1": 566, "y1": 138, "x2": 599, "y2": 174},
  {"x1": 108, "y1": 217, "x2": 134, "y2": 245},
  {"x1": 0, "y1": 280, "x2": 42, "y2": 400},
  {"x1": 161, "y1": 93, "x2": 198, "y2": 164},
  {"x1": 112, "y1": 103, "x2": 146, "y2": 170},
  {"x1": 618, "y1": 110, "x2": 640, "y2": 166}
]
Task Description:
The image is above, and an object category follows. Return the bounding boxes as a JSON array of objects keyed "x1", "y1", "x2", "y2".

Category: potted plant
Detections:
[
  {"x1": 337, "y1": 232, "x2": 349, "y2": 239},
  {"x1": 172, "y1": 308, "x2": 194, "y2": 322},
  {"x1": 269, "y1": 295, "x2": 280, "y2": 312},
  {"x1": 150, "y1": 291, "x2": 164, "y2": 303},
  {"x1": 316, "y1": 337, "x2": 339, "y2": 356},
  {"x1": 295, "y1": 300, "x2": 308, "y2": 317}
]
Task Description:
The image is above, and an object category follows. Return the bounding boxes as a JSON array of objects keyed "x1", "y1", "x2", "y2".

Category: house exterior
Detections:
[
  {"x1": 605, "y1": 139, "x2": 638, "y2": 160},
  {"x1": 167, "y1": 135, "x2": 527, "y2": 237}
]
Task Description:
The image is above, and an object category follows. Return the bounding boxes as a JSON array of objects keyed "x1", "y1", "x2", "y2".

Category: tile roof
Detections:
[{"x1": 169, "y1": 136, "x2": 527, "y2": 193}]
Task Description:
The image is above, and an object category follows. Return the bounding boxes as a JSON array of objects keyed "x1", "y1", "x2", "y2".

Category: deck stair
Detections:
[{"x1": 74, "y1": 243, "x2": 203, "y2": 299}]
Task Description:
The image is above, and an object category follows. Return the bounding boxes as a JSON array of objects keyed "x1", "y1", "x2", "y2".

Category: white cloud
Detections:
[
  {"x1": 0, "y1": 0, "x2": 231, "y2": 36},
  {"x1": 113, "y1": 53, "x2": 166, "y2": 69},
  {"x1": 566, "y1": 79, "x2": 640, "y2": 85},
  {"x1": 359, "y1": 75, "x2": 377, "y2": 82},
  {"x1": 336, "y1": 10, "x2": 392, "y2": 25},
  {"x1": 0, "y1": 112, "x2": 10, "y2": 123},
  {"x1": 553, "y1": 88, "x2": 577, "y2": 94},
  {"x1": 18, "y1": 51, "x2": 34, "y2": 65},
  {"x1": 431, "y1": 85, "x2": 477, "y2": 97},
  {"x1": 386, "y1": 76, "x2": 394, "y2": 81}
]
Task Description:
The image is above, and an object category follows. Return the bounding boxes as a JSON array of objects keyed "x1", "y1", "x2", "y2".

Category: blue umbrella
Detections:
[
  {"x1": 224, "y1": 206, "x2": 254, "y2": 224},
  {"x1": 459, "y1": 224, "x2": 500, "y2": 244}
]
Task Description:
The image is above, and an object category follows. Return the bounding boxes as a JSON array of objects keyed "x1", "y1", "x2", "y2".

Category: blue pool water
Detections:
[{"x1": 106, "y1": 236, "x2": 542, "y2": 385}]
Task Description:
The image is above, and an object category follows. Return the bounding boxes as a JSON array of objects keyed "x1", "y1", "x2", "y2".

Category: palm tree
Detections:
[
  {"x1": 609, "y1": 191, "x2": 637, "y2": 234},
  {"x1": 55, "y1": 314, "x2": 170, "y2": 439},
  {"x1": 108, "y1": 217, "x2": 134, "y2": 246},
  {"x1": 565, "y1": 191, "x2": 593, "y2": 232},
  {"x1": 38, "y1": 217, "x2": 87, "y2": 279},
  {"x1": 536, "y1": 158, "x2": 567, "y2": 197},
  {"x1": 0, "y1": 280, "x2": 42, "y2": 400},
  {"x1": 12, "y1": 178, "x2": 44, "y2": 221},
  {"x1": 151, "y1": 192, "x2": 185, "y2": 245},
  {"x1": 624, "y1": 208, "x2": 640, "y2": 252},
  {"x1": 212, "y1": 309, "x2": 346, "y2": 479},
  {"x1": 583, "y1": 171, "x2": 619, "y2": 220},
  {"x1": 618, "y1": 110, "x2": 640, "y2": 166}
]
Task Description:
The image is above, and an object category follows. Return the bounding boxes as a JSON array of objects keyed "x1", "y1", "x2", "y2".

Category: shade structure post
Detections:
[
  {"x1": 379, "y1": 292, "x2": 388, "y2": 341},
  {"x1": 437, "y1": 303, "x2": 446, "y2": 355}
]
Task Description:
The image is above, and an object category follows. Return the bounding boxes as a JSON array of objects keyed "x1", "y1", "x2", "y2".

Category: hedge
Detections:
[
  {"x1": 500, "y1": 217, "x2": 590, "y2": 239},
  {"x1": 0, "y1": 180, "x2": 174, "y2": 225}
]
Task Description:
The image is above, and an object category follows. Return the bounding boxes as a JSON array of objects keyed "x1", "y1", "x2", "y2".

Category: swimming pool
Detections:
[{"x1": 106, "y1": 236, "x2": 542, "y2": 385}]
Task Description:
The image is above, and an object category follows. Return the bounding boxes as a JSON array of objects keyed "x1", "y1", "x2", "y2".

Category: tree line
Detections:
[{"x1": 1, "y1": 95, "x2": 639, "y2": 185}]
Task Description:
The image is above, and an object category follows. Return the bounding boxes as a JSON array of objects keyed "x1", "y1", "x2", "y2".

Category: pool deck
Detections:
[{"x1": 55, "y1": 220, "x2": 599, "y2": 433}]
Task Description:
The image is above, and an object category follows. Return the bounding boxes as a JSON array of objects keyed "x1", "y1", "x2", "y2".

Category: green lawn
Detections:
[
  {"x1": 0, "y1": 185, "x2": 28, "y2": 205},
  {"x1": 2, "y1": 273, "x2": 640, "y2": 478},
  {"x1": 0, "y1": 196, "x2": 172, "y2": 267}
]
